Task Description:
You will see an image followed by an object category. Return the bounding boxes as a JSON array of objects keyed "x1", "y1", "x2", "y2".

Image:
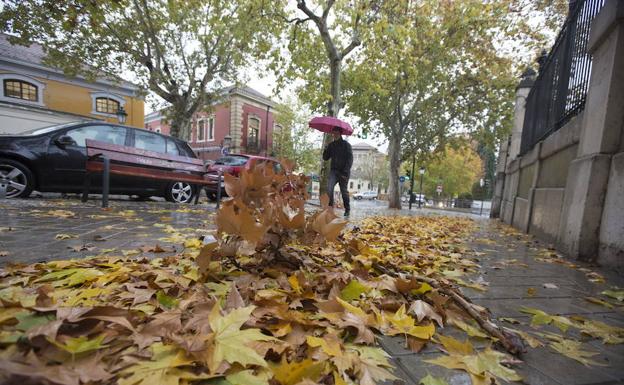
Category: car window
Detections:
[
  {"x1": 166, "y1": 139, "x2": 180, "y2": 156},
  {"x1": 135, "y1": 130, "x2": 166, "y2": 153},
  {"x1": 215, "y1": 156, "x2": 248, "y2": 166},
  {"x1": 23, "y1": 122, "x2": 83, "y2": 136},
  {"x1": 66, "y1": 125, "x2": 127, "y2": 147},
  {"x1": 176, "y1": 142, "x2": 196, "y2": 158}
]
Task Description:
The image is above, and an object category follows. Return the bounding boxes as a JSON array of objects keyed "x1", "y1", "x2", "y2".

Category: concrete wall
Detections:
[
  {"x1": 530, "y1": 188, "x2": 565, "y2": 244},
  {"x1": 599, "y1": 152, "x2": 624, "y2": 265}
]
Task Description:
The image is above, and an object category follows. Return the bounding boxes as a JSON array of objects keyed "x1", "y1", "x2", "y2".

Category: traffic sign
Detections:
[
  {"x1": 399, "y1": 176, "x2": 406, "y2": 183},
  {"x1": 436, "y1": 185, "x2": 443, "y2": 194}
]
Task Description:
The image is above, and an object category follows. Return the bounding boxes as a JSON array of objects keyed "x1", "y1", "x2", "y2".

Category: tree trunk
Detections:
[
  {"x1": 168, "y1": 101, "x2": 194, "y2": 140},
  {"x1": 169, "y1": 114, "x2": 193, "y2": 141},
  {"x1": 387, "y1": 131, "x2": 402, "y2": 209},
  {"x1": 319, "y1": 58, "x2": 343, "y2": 197}
]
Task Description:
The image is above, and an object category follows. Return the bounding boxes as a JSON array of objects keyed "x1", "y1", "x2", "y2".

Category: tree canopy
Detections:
[
  {"x1": 272, "y1": 100, "x2": 321, "y2": 175},
  {"x1": 418, "y1": 142, "x2": 483, "y2": 199},
  {"x1": 343, "y1": 0, "x2": 565, "y2": 208}
]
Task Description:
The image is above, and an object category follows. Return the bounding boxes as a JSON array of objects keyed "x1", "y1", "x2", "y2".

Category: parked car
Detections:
[
  {"x1": 401, "y1": 193, "x2": 426, "y2": 205},
  {"x1": 353, "y1": 191, "x2": 378, "y2": 200},
  {"x1": 204, "y1": 154, "x2": 283, "y2": 200},
  {"x1": 0, "y1": 121, "x2": 201, "y2": 203}
]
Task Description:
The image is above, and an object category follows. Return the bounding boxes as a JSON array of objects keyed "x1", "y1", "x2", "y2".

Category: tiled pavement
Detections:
[
  {"x1": 0, "y1": 195, "x2": 216, "y2": 266},
  {"x1": 1, "y1": 196, "x2": 623, "y2": 384}
]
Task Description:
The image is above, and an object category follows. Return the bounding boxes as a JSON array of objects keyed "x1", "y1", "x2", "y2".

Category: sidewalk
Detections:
[
  {"x1": 382, "y1": 220, "x2": 624, "y2": 385},
  {"x1": 1, "y1": 197, "x2": 623, "y2": 384}
]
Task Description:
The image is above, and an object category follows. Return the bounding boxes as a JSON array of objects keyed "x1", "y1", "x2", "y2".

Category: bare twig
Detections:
[{"x1": 372, "y1": 261, "x2": 522, "y2": 355}]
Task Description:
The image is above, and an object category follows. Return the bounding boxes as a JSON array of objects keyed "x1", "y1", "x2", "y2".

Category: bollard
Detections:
[
  {"x1": 102, "y1": 156, "x2": 110, "y2": 208},
  {"x1": 216, "y1": 170, "x2": 222, "y2": 209}
]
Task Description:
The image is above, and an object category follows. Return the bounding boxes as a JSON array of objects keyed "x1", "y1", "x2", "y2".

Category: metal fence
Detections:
[{"x1": 520, "y1": 0, "x2": 605, "y2": 155}]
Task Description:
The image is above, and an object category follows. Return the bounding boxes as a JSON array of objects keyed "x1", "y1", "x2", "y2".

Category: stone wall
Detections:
[{"x1": 493, "y1": 0, "x2": 624, "y2": 270}]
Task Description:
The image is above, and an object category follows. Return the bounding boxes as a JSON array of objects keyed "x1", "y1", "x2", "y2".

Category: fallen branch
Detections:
[{"x1": 372, "y1": 261, "x2": 522, "y2": 355}]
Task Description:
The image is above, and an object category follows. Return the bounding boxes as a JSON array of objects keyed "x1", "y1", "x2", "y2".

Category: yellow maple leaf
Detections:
[
  {"x1": 206, "y1": 305, "x2": 277, "y2": 373},
  {"x1": 387, "y1": 305, "x2": 435, "y2": 339},
  {"x1": 269, "y1": 358, "x2": 326, "y2": 385},
  {"x1": 306, "y1": 335, "x2": 343, "y2": 357}
]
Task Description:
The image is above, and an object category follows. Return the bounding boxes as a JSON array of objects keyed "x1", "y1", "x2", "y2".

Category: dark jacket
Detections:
[{"x1": 323, "y1": 138, "x2": 353, "y2": 177}]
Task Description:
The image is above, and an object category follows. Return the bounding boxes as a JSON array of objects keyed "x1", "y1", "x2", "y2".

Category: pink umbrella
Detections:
[{"x1": 308, "y1": 116, "x2": 353, "y2": 136}]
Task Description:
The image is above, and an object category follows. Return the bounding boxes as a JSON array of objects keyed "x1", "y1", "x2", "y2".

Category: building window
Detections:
[
  {"x1": 196, "y1": 117, "x2": 214, "y2": 142},
  {"x1": 248, "y1": 116, "x2": 260, "y2": 148},
  {"x1": 3, "y1": 80, "x2": 38, "y2": 102},
  {"x1": 207, "y1": 117, "x2": 214, "y2": 141},
  {"x1": 90, "y1": 92, "x2": 125, "y2": 117},
  {"x1": 197, "y1": 119, "x2": 206, "y2": 142},
  {"x1": 350, "y1": 181, "x2": 354, "y2": 189},
  {"x1": 95, "y1": 97, "x2": 120, "y2": 114}
]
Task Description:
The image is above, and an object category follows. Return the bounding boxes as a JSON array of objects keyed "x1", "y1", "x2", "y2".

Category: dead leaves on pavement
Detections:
[{"x1": 0, "y1": 162, "x2": 622, "y2": 385}]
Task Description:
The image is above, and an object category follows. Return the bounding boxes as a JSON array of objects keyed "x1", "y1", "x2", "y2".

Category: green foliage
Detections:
[
  {"x1": 420, "y1": 144, "x2": 483, "y2": 199},
  {"x1": 272, "y1": 100, "x2": 321, "y2": 175},
  {"x1": 0, "y1": 0, "x2": 285, "y2": 137},
  {"x1": 339, "y1": 0, "x2": 566, "y2": 207}
]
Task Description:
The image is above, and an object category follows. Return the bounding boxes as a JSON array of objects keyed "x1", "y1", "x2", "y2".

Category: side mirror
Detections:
[{"x1": 54, "y1": 135, "x2": 75, "y2": 147}]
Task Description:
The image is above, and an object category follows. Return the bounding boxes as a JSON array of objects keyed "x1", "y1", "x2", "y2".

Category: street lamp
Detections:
[
  {"x1": 418, "y1": 167, "x2": 425, "y2": 209},
  {"x1": 116, "y1": 106, "x2": 127, "y2": 124}
]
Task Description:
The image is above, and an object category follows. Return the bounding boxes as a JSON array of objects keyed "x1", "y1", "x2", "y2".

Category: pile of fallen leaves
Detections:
[{"x1": 3, "y1": 162, "x2": 620, "y2": 385}]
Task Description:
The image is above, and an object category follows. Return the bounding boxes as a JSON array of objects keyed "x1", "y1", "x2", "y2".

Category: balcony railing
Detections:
[{"x1": 520, "y1": 0, "x2": 605, "y2": 155}]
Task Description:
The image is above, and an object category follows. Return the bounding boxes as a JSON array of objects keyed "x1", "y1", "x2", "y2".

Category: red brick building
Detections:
[{"x1": 144, "y1": 86, "x2": 280, "y2": 161}]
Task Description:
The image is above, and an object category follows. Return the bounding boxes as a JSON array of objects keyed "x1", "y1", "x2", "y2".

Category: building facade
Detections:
[
  {"x1": 0, "y1": 34, "x2": 144, "y2": 134},
  {"x1": 349, "y1": 142, "x2": 388, "y2": 194},
  {"x1": 144, "y1": 86, "x2": 279, "y2": 161}
]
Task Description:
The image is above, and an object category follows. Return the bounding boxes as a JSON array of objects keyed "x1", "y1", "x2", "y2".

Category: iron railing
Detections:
[{"x1": 520, "y1": 0, "x2": 605, "y2": 155}]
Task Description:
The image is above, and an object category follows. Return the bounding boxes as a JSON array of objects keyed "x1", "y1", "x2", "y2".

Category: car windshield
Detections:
[
  {"x1": 20, "y1": 121, "x2": 85, "y2": 136},
  {"x1": 214, "y1": 155, "x2": 248, "y2": 166}
]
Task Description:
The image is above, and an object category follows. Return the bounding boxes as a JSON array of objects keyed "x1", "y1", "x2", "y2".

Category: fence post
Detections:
[
  {"x1": 216, "y1": 171, "x2": 222, "y2": 209},
  {"x1": 102, "y1": 155, "x2": 110, "y2": 208}
]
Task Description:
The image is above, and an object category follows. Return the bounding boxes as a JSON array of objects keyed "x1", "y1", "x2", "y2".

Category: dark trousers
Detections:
[{"x1": 328, "y1": 169, "x2": 350, "y2": 212}]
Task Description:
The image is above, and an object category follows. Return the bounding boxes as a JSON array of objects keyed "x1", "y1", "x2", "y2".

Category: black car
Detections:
[{"x1": 0, "y1": 121, "x2": 201, "y2": 203}]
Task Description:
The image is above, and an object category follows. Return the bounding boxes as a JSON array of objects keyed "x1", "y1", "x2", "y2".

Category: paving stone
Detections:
[
  {"x1": 520, "y1": 345, "x2": 620, "y2": 385},
  {"x1": 463, "y1": 284, "x2": 583, "y2": 300},
  {"x1": 393, "y1": 354, "x2": 472, "y2": 385},
  {"x1": 484, "y1": 275, "x2": 577, "y2": 287},
  {"x1": 472, "y1": 297, "x2": 602, "y2": 318},
  {"x1": 382, "y1": 358, "x2": 417, "y2": 385}
]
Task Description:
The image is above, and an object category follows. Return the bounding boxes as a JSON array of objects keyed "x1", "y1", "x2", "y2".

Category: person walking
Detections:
[{"x1": 323, "y1": 126, "x2": 353, "y2": 217}]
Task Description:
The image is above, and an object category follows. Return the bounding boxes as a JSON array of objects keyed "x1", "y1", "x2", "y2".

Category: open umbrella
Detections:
[{"x1": 308, "y1": 116, "x2": 353, "y2": 136}]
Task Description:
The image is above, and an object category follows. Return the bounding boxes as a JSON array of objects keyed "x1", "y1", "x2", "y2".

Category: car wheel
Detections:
[
  {"x1": 0, "y1": 158, "x2": 34, "y2": 198},
  {"x1": 165, "y1": 182, "x2": 195, "y2": 203}
]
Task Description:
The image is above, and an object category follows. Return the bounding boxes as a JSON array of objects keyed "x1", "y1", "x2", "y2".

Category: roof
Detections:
[
  {"x1": 225, "y1": 85, "x2": 276, "y2": 107},
  {"x1": 145, "y1": 85, "x2": 276, "y2": 118},
  {"x1": 0, "y1": 33, "x2": 141, "y2": 93},
  {"x1": 351, "y1": 142, "x2": 379, "y2": 152}
]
